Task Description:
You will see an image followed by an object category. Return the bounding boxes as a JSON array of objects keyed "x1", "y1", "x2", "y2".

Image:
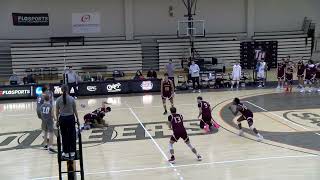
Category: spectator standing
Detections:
[
  {"x1": 166, "y1": 59, "x2": 175, "y2": 89},
  {"x1": 189, "y1": 60, "x2": 201, "y2": 93},
  {"x1": 64, "y1": 67, "x2": 80, "y2": 98}
]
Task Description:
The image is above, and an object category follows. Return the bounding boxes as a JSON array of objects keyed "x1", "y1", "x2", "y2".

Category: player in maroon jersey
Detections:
[
  {"x1": 83, "y1": 102, "x2": 111, "y2": 129},
  {"x1": 197, "y1": 96, "x2": 213, "y2": 131},
  {"x1": 161, "y1": 73, "x2": 174, "y2": 115},
  {"x1": 167, "y1": 107, "x2": 202, "y2": 163},
  {"x1": 301, "y1": 60, "x2": 316, "y2": 93},
  {"x1": 315, "y1": 63, "x2": 320, "y2": 92},
  {"x1": 285, "y1": 62, "x2": 294, "y2": 92},
  {"x1": 229, "y1": 98, "x2": 263, "y2": 141},
  {"x1": 296, "y1": 58, "x2": 305, "y2": 88},
  {"x1": 277, "y1": 58, "x2": 286, "y2": 89}
]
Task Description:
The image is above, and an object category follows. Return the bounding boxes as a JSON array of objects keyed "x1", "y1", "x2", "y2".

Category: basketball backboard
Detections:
[{"x1": 177, "y1": 20, "x2": 205, "y2": 37}]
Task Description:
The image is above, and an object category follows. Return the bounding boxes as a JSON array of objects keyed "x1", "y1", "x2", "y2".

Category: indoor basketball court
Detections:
[
  {"x1": 0, "y1": 89, "x2": 319, "y2": 179},
  {"x1": 0, "y1": 0, "x2": 320, "y2": 179}
]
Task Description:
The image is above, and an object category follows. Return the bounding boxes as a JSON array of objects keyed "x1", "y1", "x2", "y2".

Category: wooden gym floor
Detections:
[{"x1": 0, "y1": 88, "x2": 319, "y2": 180}]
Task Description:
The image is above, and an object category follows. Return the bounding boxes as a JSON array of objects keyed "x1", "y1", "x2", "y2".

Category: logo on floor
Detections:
[
  {"x1": 0, "y1": 119, "x2": 218, "y2": 152},
  {"x1": 283, "y1": 111, "x2": 320, "y2": 129}
]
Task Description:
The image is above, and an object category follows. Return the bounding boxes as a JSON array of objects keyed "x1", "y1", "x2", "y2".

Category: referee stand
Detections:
[{"x1": 57, "y1": 119, "x2": 84, "y2": 180}]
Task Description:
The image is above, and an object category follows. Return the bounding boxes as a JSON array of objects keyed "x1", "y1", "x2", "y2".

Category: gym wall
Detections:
[{"x1": 0, "y1": 0, "x2": 319, "y2": 39}]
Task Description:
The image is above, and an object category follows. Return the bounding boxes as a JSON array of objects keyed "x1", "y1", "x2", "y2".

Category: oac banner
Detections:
[
  {"x1": 12, "y1": 13, "x2": 49, "y2": 26},
  {"x1": 72, "y1": 12, "x2": 101, "y2": 33}
]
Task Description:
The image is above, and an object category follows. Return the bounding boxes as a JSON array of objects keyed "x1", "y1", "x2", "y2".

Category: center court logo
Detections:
[
  {"x1": 0, "y1": 120, "x2": 215, "y2": 152},
  {"x1": 283, "y1": 111, "x2": 320, "y2": 129},
  {"x1": 140, "y1": 81, "x2": 153, "y2": 91}
]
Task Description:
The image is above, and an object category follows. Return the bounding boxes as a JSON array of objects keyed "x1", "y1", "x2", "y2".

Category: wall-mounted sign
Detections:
[
  {"x1": 72, "y1": 12, "x2": 101, "y2": 33},
  {"x1": 12, "y1": 13, "x2": 49, "y2": 26}
]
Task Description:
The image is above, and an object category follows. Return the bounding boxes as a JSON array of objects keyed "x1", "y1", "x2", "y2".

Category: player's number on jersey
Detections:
[
  {"x1": 203, "y1": 103, "x2": 208, "y2": 109},
  {"x1": 174, "y1": 116, "x2": 182, "y2": 124},
  {"x1": 42, "y1": 107, "x2": 50, "y2": 114}
]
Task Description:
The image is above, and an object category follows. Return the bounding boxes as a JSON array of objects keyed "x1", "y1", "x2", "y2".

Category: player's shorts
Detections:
[
  {"x1": 232, "y1": 75, "x2": 241, "y2": 81},
  {"x1": 278, "y1": 74, "x2": 285, "y2": 80},
  {"x1": 297, "y1": 70, "x2": 304, "y2": 78},
  {"x1": 257, "y1": 71, "x2": 265, "y2": 79},
  {"x1": 41, "y1": 118, "x2": 54, "y2": 132},
  {"x1": 286, "y1": 74, "x2": 293, "y2": 85},
  {"x1": 238, "y1": 115, "x2": 254, "y2": 127},
  {"x1": 200, "y1": 116, "x2": 213, "y2": 129},
  {"x1": 170, "y1": 130, "x2": 189, "y2": 142},
  {"x1": 162, "y1": 92, "x2": 173, "y2": 100}
]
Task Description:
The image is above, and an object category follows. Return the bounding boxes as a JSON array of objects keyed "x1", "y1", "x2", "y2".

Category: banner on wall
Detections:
[
  {"x1": 12, "y1": 13, "x2": 49, "y2": 26},
  {"x1": 72, "y1": 12, "x2": 101, "y2": 33}
]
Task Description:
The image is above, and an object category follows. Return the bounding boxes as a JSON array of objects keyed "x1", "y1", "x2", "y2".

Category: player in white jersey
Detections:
[
  {"x1": 231, "y1": 62, "x2": 242, "y2": 89},
  {"x1": 257, "y1": 60, "x2": 266, "y2": 87}
]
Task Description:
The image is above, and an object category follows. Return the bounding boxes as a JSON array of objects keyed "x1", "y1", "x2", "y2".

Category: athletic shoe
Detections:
[
  {"x1": 197, "y1": 154, "x2": 202, "y2": 161},
  {"x1": 42, "y1": 145, "x2": 48, "y2": 150},
  {"x1": 192, "y1": 90, "x2": 196, "y2": 93},
  {"x1": 308, "y1": 89, "x2": 313, "y2": 93},
  {"x1": 163, "y1": 110, "x2": 168, "y2": 115},
  {"x1": 48, "y1": 148, "x2": 57, "y2": 154},
  {"x1": 168, "y1": 155, "x2": 175, "y2": 164},
  {"x1": 238, "y1": 129, "x2": 244, "y2": 136},
  {"x1": 257, "y1": 134, "x2": 264, "y2": 142},
  {"x1": 258, "y1": 85, "x2": 262, "y2": 88},
  {"x1": 317, "y1": 89, "x2": 320, "y2": 92},
  {"x1": 276, "y1": 86, "x2": 280, "y2": 89},
  {"x1": 198, "y1": 89, "x2": 201, "y2": 93},
  {"x1": 300, "y1": 89, "x2": 305, "y2": 93}
]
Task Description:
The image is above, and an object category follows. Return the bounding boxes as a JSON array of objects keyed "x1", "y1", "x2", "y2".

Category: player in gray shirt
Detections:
[
  {"x1": 40, "y1": 94, "x2": 56, "y2": 153},
  {"x1": 56, "y1": 84, "x2": 79, "y2": 158}
]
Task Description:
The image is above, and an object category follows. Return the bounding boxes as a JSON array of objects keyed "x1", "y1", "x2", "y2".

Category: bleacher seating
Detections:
[
  {"x1": 253, "y1": 30, "x2": 312, "y2": 61},
  {"x1": 10, "y1": 40, "x2": 142, "y2": 77},
  {"x1": 158, "y1": 37, "x2": 241, "y2": 69}
]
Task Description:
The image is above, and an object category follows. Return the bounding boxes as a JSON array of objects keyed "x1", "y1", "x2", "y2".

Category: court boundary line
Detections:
[
  {"x1": 125, "y1": 103, "x2": 185, "y2": 180},
  {"x1": 245, "y1": 101, "x2": 320, "y2": 136},
  {"x1": 31, "y1": 154, "x2": 318, "y2": 180}
]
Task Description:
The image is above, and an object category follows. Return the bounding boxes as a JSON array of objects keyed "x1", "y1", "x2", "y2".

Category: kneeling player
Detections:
[
  {"x1": 83, "y1": 103, "x2": 111, "y2": 129},
  {"x1": 168, "y1": 107, "x2": 202, "y2": 163},
  {"x1": 229, "y1": 98, "x2": 263, "y2": 141},
  {"x1": 197, "y1": 96, "x2": 213, "y2": 131},
  {"x1": 161, "y1": 73, "x2": 174, "y2": 115}
]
